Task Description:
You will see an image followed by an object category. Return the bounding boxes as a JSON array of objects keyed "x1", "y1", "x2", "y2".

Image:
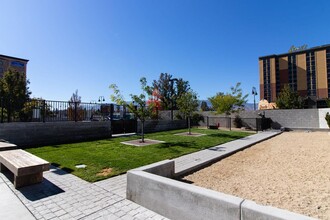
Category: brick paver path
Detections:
[{"x1": 0, "y1": 166, "x2": 168, "y2": 220}]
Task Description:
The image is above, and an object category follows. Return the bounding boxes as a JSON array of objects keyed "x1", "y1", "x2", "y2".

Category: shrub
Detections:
[
  {"x1": 191, "y1": 113, "x2": 204, "y2": 126},
  {"x1": 233, "y1": 115, "x2": 243, "y2": 128},
  {"x1": 325, "y1": 112, "x2": 330, "y2": 128}
]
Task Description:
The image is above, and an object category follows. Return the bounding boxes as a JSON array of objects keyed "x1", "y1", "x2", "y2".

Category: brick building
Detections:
[
  {"x1": 0, "y1": 54, "x2": 29, "y2": 78},
  {"x1": 259, "y1": 44, "x2": 330, "y2": 107}
]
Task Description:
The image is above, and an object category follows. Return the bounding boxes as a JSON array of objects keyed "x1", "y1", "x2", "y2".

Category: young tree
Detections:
[
  {"x1": 68, "y1": 89, "x2": 84, "y2": 121},
  {"x1": 0, "y1": 69, "x2": 31, "y2": 121},
  {"x1": 209, "y1": 82, "x2": 248, "y2": 115},
  {"x1": 276, "y1": 85, "x2": 304, "y2": 109},
  {"x1": 152, "y1": 73, "x2": 190, "y2": 110},
  {"x1": 177, "y1": 90, "x2": 199, "y2": 135},
  {"x1": 110, "y1": 77, "x2": 154, "y2": 142}
]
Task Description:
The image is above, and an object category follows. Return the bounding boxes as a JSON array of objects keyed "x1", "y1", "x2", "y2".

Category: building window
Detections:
[
  {"x1": 306, "y1": 52, "x2": 316, "y2": 96},
  {"x1": 275, "y1": 58, "x2": 280, "y2": 97},
  {"x1": 263, "y1": 58, "x2": 271, "y2": 101},
  {"x1": 288, "y1": 55, "x2": 297, "y2": 91}
]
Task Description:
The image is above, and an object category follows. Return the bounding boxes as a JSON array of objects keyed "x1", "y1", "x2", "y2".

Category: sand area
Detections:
[{"x1": 183, "y1": 131, "x2": 330, "y2": 219}]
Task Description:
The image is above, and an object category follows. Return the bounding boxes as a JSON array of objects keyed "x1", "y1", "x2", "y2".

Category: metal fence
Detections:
[
  {"x1": 0, "y1": 98, "x2": 135, "y2": 123},
  {"x1": 201, "y1": 116, "x2": 271, "y2": 131}
]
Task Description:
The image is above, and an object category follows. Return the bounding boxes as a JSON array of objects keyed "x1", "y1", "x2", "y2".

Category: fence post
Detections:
[
  {"x1": 43, "y1": 100, "x2": 46, "y2": 123},
  {"x1": 1, "y1": 97, "x2": 3, "y2": 123},
  {"x1": 228, "y1": 117, "x2": 231, "y2": 131},
  {"x1": 74, "y1": 102, "x2": 78, "y2": 122},
  {"x1": 110, "y1": 104, "x2": 114, "y2": 137}
]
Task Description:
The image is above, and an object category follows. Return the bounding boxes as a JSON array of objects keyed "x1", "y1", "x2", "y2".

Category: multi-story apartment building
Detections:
[
  {"x1": 0, "y1": 54, "x2": 29, "y2": 78},
  {"x1": 259, "y1": 44, "x2": 330, "y2": 106}
]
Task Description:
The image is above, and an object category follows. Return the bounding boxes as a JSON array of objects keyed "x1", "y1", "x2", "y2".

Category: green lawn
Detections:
[{"x1": 26, "y1": 128, "x2": 252, "y2": 182}]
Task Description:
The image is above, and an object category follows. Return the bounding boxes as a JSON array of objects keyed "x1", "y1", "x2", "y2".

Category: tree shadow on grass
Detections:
[
  {"x1": 208, "y1": 132, "x2": 248, "y2": 139},
  {"x1": 157, "y1": 141, "x2": 196, "y2": 149}
]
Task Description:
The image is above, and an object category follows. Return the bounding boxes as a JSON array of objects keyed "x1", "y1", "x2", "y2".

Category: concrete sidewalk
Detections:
[
  {"x1": 0, "y1": 176, "x2": 35, "y2": 220},
  {"x1": 0, "y1": 130, "x2": 281, "y2": 220}
]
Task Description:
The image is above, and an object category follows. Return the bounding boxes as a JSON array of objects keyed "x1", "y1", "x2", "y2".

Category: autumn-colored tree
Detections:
[
  {"x1": 152, "y1": 73, "x2": 190, "y2": 110},
  {"x1": 68, "y1": 90, "x2": 84, "y2": 121}
]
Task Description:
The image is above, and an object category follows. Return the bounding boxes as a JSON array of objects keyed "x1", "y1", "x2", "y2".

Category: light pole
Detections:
[
  {"x1": 169, "y1": 78, "x2": 178, "y2": 120},
  {"x1": 98, "y1": 96, "x2": 105, "y2": 103},
  {"x1": 252, "y1": 87, "x2": 258, "y2": 111}
]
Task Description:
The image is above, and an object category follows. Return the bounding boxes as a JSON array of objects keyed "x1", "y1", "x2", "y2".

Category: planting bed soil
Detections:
[{"x1": 183, "y1": 131, "x2": 330, "y2": 219}]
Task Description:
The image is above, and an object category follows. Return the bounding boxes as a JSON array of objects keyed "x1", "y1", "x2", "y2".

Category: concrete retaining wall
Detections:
[
  {"x1": 137, "y1": 120, "x2": 187, "y2": 133},
  {"x1": 127, "y1": 160, "x2": 315, "y2": 220},
  {"x1": 0, "y1": 121, "x2": 111, "y2": 147}
]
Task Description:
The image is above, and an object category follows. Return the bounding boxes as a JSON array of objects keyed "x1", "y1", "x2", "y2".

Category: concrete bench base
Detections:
[{"x1": 0, "y1": 150, "x2": 50, "y2": 188}]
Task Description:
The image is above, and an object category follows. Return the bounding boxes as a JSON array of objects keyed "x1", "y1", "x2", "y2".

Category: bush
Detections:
[
  {"x1": 233, "y1": 115, "x2": 243, "y2": 128},
  {"x1": 325, "y1": 112, "x2": 330, "y2": 128},
  {"x1": 191, "y1": 113, "x2": 204, "y2": 126}
]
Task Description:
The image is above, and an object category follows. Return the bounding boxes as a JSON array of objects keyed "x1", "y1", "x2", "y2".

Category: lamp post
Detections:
[
  {"x1": 252, "y1": 87, "x2": 258, "y2": 111},
  {"x1": 169, "y1": 78, "x2": 178, "y2": 120},
  {"x1": 98, "y1": 96, "x2": 105, "y2": 103}
]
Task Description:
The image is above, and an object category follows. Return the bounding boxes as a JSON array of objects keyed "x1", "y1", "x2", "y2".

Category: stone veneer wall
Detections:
[
  {"x1": 197, "y1": 108, "x2": 330, "y2": 130},
  {"x1": 0, "y1": 121, "x2": 111, "y2": 148},
  {"x1": 137, "y1": 120, "x2": 187, "y2": 133}
]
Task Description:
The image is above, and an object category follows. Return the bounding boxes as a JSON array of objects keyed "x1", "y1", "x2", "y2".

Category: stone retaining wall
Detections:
[
  {"x1": 137, "y1": 120, "x2": 187, "y2": 133},
  {"x1": 0, "y1": 121, "x2": 111, "y2": 147}
]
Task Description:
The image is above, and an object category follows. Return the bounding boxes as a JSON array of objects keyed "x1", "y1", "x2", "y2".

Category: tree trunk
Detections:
[
  {"x1": 188, "y1": 116, "x2": 191, "y2": 135},
  {"x1": 141, "y1": 120, "x2": 145, "y2": 143}
]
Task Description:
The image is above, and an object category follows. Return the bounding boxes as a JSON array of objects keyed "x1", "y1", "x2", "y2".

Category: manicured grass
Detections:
[{"x1": 26, "y1": 128, "x2": 252, "y2": 182}]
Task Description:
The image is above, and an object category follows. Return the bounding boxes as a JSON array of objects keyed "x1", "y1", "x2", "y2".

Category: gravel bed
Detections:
[{"x1": 183, "y1": 131, "x2": 330, "y2": 219}]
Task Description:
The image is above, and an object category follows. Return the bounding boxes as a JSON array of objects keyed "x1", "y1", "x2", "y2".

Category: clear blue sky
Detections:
[{"x1": 1, "y1": 0, "x2": 330, "y2": 103}]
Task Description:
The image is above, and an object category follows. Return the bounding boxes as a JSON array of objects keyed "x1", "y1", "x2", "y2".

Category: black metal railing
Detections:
[{"x1": 0, "y1": 98, "x2": 136, "y2": 123}]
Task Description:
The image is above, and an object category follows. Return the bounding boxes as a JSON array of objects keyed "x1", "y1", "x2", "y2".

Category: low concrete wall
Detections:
[
  {"x1": 199, "y1": 108, "x2": 330, "y2": 130},
  {"x1": 127, "y1": 160, "x2": 315, "y2": 220},
  {"x1": 137, "y1": 120, "x2": 187, "y2": 133},
  {"x1": 0, "y1": 121, "x2": 111, "y2": 147},
  {"x1": 241, "y1": 200, "x2": 314, "y2": 220},
  {"x1": 127, "y1": 163, "x2": 242, "y2": 220}
]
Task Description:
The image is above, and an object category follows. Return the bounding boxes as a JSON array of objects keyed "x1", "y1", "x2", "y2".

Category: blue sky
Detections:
[{"x1": 1, "y1": 0, "x2": 330, "y2": 103}]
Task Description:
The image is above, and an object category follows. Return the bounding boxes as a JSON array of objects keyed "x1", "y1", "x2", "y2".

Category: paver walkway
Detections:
[{"x1": 0, "y1": 130, "x2": 280, "y2": 220}]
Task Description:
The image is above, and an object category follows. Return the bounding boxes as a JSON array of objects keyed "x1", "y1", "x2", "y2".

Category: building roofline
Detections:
[
  {"x1": 0, "y1": 54, "x2": 29, "y2": 62},
  {"x1": 259, "y1": 44, "x2": 330, "y2": 60}
]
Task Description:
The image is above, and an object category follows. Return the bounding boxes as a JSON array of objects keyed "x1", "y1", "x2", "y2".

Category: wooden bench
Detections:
[
  {"x1": 0, "y1": 149, "x2": 50, "y2": 188},
  {"x1": 0, "y1": 141, "x2": 17, "y2": 151}
]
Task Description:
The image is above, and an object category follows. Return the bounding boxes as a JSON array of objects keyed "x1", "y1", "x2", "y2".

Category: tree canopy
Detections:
[
  {"x1": 0, "y1": 69, "x2": 31, "y2": 121},
  {"x1": 177, "y1": 90, "x2": 199, "y2": 134},
  {"x1": 275, "y1": 85, "x2": 304, "y2": 109},
  {"x1": 152, "y1": 73, "x2": 190, "y2": 110},
  {"x1": 208, "y1": 82, "x2": 248, "y2": 115}
]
